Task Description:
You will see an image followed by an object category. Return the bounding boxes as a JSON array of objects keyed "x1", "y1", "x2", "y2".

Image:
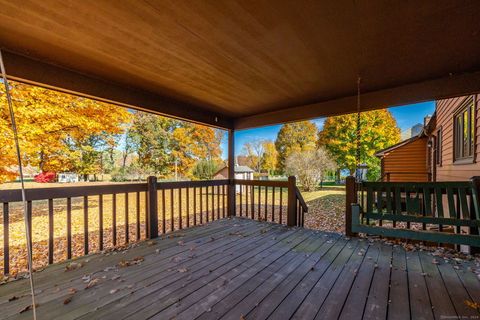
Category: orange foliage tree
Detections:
[{"x1": 0, "y1": 81, "x2": 131, "y2": 182}]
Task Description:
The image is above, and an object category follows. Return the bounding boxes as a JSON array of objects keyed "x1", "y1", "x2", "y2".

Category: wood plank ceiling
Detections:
[{"x1": 1, "y1": 1, "x2": 480, "y2": 129}]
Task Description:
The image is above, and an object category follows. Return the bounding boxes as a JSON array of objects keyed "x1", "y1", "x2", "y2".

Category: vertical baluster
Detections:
[
  {"x1": 3, "y1": 203, "x2": 9, "y2": 274},
  {"x1": 217, "y1": 185, "x2": 221, "y2": 220},
  {"x1": 67, "y1": 197, "x2": 72, "y2": 259},
  {"x1": 170, "y1": 188, "x2": 174, "y2": 232},
  {"x1": 194, "y1": 187, "x2": 197, "y2": 226},
  {"x1": 222, "y1": 184, "x2": 226, "y2": 218},
  {"x1": 186, "y1": 187, "x2": 190, "y2": 228},
  {"x1": 48, "y1": 199, "x2": 54, "y2": 264},
  {"x1": 84, "y1": 196, "x2": 89, "y2": 254},
  {"x1": 279, "y1": 187, "x2": 283, "y2": 224},
  {"x1": 272, "y1": 187, "x2": 275, "y2": 222},
  {"x1": 162, "y1": 189, "x2": 166, "y2": 234},
  {"x1": 455, "y1": 188, "x2": 461, "y2": 235},
  {"x1": 124, "y1": 193, "x2": 129, "y2": 243},
  {"x1": 136, "y1": 192, "x2": 140, "y2": 240},
  {"x1": 239, "y1": 183, "x2": 243, "y2": 216},
  {"x1": 251, "y1": 185, "x2": 255, "y2": 219},
  {"x1": 99, "y1": 194, "x2": 104, "y2": 251},
  {"x1": 179, "y1": 188, "x2": 183, "y2": 230},
  {"x1": 200, "y1": 187, "x2": 204, "y2": 224},
  {"x1": 297, "y1": 200, "x2": 300, "y2": 226},
  {"x1": 212, "y1": 185, "x2": 216, "y2": 221},
  {"x1": 112, "y1": 194, "x2": 117, "y2": 246},
  {"x1": 206, "y1": 187, "x2": 210, "y2": 222},
  {"x1": 257, "y1": 186, "x2": 261, "y2": 220},
  {"x1": 265, "y1": 186, "x2": 268, "y2": 221},
  {"x1": 144, "y1": 191, "x2": 149, "y2": 238},
  {"x1": 245, "y1": 184, "x2": 249, "y2": 217}
]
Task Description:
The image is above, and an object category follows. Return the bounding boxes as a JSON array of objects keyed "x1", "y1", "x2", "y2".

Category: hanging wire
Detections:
[
  {"x1": 355, "y1": 76, "x2": 362, "y2": 181},
  {"x1": 0, "y1": 49, "x2": 37, "y2": 319}
]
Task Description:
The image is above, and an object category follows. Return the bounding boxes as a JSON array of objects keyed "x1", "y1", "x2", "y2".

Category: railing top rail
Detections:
[
  {"x1": 361, "y1": 181, "x2": 473, "y2": 188},
  {"x1": 0, "y1": 182, "x2": 148, "y2": 203},
  {"x1": 295, "y1": 187, "x2": 308, "y2": 211},
  {"x1": 233, "y1": 179, "x2": 289, "y2": 188},
  {"x1": 156, "y1": 179, "x2": 229, "y2": 189}
]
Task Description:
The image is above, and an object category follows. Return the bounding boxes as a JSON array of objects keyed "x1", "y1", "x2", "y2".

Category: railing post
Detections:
[
  {"x1": 287, "y1": 176, "x2": 297, "y2": 227},
  {"x1": 227, "y1": 129, "x2": 236, "y2": 217},
  {"x1": 345, "y1": 175, "x2": 358, "y2": 237},
  {"x1": 147, "y1": 176, "x2": 158, "y2": 239}
]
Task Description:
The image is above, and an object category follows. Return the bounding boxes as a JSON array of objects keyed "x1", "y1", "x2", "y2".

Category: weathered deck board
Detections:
[{"x1": 0, "y1": 218, "x2": 479, "y2": 320}]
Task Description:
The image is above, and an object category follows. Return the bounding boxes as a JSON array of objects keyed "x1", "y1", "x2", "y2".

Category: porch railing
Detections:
[
  {"x1": 345, "y1": 175, "x2": 480, "y2": 247},
  {"x1": 0, "y1": 176, "x2": 305, "y2": 276}
]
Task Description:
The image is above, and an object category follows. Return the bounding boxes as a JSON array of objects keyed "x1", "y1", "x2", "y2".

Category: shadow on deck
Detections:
[{"x1": 0, "y1": 218, "x2": 479, "y2": 320}]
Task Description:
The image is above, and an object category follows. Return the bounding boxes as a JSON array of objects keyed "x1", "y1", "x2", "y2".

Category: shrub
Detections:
[{"x1": 34, "y1": 171, "x2": 56, "y2": 183}]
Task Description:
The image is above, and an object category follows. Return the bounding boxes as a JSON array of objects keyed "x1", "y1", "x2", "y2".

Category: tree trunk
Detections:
[{"x1": 335, "y1": 169, "x2": 340, "y2": 183}]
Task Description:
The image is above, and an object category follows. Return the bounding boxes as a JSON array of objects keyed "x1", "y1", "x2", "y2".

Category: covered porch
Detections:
[
  {"x1": 2, "y1": 218, "x2": 479, "y2": 320},
  {"x1": 1, "y1": 1, "x2": 480, "y2": 319}
]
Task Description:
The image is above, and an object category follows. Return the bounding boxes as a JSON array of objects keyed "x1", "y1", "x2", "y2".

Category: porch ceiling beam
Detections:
[
  {"x1": 1, "y1": 50, "x2": 233, "y2": 129},
  {"x1": 234, "y1": 70, "x2": 480, "y2": 129}
]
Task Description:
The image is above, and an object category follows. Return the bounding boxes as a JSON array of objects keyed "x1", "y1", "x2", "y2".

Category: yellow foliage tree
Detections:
[
  {"x1": 275, "y1": 121, "x2": 318, "y2": 173},
  {"x1": 172, "y1": 123, "x2": 223, "y2": 177},
  {"x1": 0, "y1": 81, "x2": 131, "y2": 182},
  {"x1": 318, "y1": 110, "x2": 400, "y2": 180},
  {"x1": 261, "y1": 141, "x2": 277, "y2": 175}
]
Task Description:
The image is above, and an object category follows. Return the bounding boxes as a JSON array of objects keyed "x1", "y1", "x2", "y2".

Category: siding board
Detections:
[{"x1": 435, "y1": 95, "x2": 479, "y2": 181}]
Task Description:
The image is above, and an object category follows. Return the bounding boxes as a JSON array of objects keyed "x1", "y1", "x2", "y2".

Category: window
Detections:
[
  {"x1": 436, "y1": 127, "x2": 442, "y2": 166},
  {"x1": 454, "y1": 97, "x2": 476, "y2": 162}
]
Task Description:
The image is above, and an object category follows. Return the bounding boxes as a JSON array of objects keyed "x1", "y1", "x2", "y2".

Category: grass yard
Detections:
[{"x1": 0, "y1": 182, "x2": 346, "y2": 277}]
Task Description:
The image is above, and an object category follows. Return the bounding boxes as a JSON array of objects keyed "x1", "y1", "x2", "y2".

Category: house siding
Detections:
[
  {"x1": 382, "y1": 137, "x2": 429, "y2": 182},
  {"x1": 435, "y1": 95, "x2": 480, "y2": 181}
]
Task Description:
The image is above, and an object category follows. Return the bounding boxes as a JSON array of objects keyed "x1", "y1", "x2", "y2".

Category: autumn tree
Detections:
[
  {"x1": 242, "y1": 139, "x2": 265, "y2": 173},
  {"x1": 275, "y1": 121, "x2": 317, "y2": 173},
  {"x1": 172, "y1": 123, "x2": 223, "y2": 177},
  {"x1": 129, "y1": 111, "x2": 224, "y2": 178},
  {"x1": 318, "y1": 110, "x2": 400, "y2": 180},
  {"x1": 0, "y1": 81, "x2": 131, "y2": 182},
  {"x1": 285, "y1": 148, "x2": 336, "y2": 191},
  {"x1": 261, "y1": 140, "x2": 277, "y2": 175},
  {"x1": 129, "y1": 111, "x2": 176, "y2": 177},
  {"x1": 192, "y1": 160, "x2": 219, "y2": 180}
]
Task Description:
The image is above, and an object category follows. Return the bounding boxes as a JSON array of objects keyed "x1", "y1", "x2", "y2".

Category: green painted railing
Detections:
[{"x1": 348, "y1": 177, "x2": 480, "y2": 247}]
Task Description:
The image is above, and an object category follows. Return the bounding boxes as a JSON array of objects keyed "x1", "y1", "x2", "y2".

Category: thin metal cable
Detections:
[
  {"x1": 356, "y1": 76, "x2": 361, "y2": 170},
  {"x1": 0, "y1": 49, "x2": 37, "y2": 320}
]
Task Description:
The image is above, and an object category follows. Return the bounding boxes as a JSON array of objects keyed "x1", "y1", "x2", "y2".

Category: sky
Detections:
[{"x1": 221, "y1": 101, "x2": 435, "y2": 159}]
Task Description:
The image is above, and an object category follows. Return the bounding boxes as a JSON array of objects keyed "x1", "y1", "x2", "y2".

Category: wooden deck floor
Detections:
[{"x1": 0, "y1": 218, "x2": 479, "y2": 320}]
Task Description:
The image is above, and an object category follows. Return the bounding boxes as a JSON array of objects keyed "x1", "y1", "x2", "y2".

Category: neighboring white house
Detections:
[
  {"x1": 58, "y1": 172, "x2": 79, "y2": 183},
  {"x1": 213, "y1": 164, "x2": 254, "y2": 192}
]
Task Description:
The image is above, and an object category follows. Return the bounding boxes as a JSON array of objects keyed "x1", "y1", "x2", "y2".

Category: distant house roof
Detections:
[
  {"x1": 234, "y1": 165, "x2": 254, "y2": 173},
  {"x1": 375, "y1": 135, "x2": 423, "y2": 158},
  {"x1": 213, "y1": 165, "x2": 254, "y2": 177}
]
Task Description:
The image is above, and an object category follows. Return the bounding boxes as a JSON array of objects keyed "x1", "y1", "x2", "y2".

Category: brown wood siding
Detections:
[
  {"x1": 435, "y1": 95, "x2": 480, "y2": 181},
  {"x1": 382, "y1": 137, "x2": 429, "y2": 182}
]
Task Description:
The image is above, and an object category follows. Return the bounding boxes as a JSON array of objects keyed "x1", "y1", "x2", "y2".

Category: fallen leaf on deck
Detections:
[
  {"x1": 464, "y1": 300, "x2": 480, "y2": 310},
  {"x1": 85, "y1": 278, "x2": 99, "y2": 289},
  {"x1": 118, "y1": 256, "x2": 144, "y2": 267},
  {"x1": 63, "y1": 297, "x2": 72, "y2": 305},
  {"x1": 19, "y1": 304, "x2": 38, "y2": 314},
  {"x1": 178, "y1": 267, "x2": 188, "y2": 273},
  {"x1": 68, "y1": 288, "x2": 77, "y2": 294},
  {"x1": 109, "y1": 289, "x2": 118, "y2": 294},
  {"x1": 65, "y1": 262, "x2": 83, "y2": 272}
]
